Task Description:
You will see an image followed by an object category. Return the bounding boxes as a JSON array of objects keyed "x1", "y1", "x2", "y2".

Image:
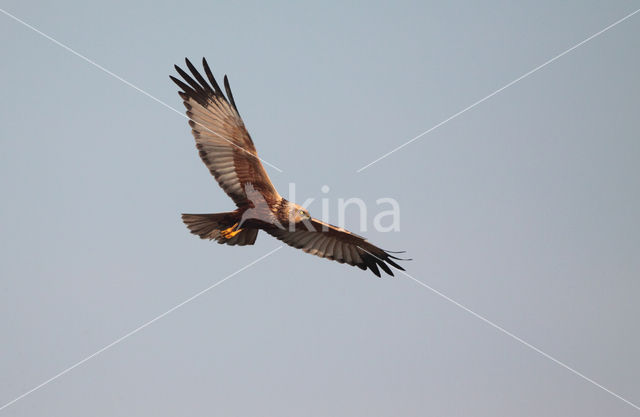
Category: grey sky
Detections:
[{"x1": 1, "y1": 1, "x2": 639, "y2": 416}]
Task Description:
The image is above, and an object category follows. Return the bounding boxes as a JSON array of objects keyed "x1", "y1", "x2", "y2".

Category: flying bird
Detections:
[{"x1": 171, "y1": 58, "x2": 406, "y2": 277}]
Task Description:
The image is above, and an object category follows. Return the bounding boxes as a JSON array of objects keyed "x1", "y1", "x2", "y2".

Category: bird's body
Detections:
[
  {"x1": 181, "y1": 197, "x2": 306, "y2": 245},
  {"x1": 172, "y1": 58, "x2": 406, "y2": 276}
]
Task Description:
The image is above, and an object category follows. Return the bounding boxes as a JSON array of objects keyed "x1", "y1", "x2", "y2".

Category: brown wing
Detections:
[
  {"x1": 266, "y1": 218, "x2": 406, "y2": 277},
  {"x1": 171, "y1": 58, "x2": 280, "y2": 207}
]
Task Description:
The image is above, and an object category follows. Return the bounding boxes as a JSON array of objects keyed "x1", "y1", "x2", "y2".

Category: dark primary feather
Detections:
[
  {"x1": 170, "y1": 58, "x2": 237, "y2": 112},
  {"x1": 223, "y1": 75, "x2": 238, "y2": 112},
  {"x1": 202, "y1": 58, "x2": 224, "y2": 97}
]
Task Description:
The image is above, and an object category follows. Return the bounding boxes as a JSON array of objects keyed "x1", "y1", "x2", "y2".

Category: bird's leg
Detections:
[{"x1": 220, "y1": 222, "x2": 242, "y2": 239}]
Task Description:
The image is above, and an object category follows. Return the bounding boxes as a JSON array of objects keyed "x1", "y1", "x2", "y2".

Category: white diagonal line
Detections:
[
  {"x1": 0, "y1": 7, "x2": 284, "y2": 173},
  {"x1": 0, "y1": 245, "x2": 283, "y2": 413},
  {"x1": 404, "y1": 271, "x2": 640, "y2": 412},
  {"x1": 354, "y1": 246, "x2": 640, "y2": 412},
  {"x1": 356, "y1": 7, "x2": 640, "y2": 173}
]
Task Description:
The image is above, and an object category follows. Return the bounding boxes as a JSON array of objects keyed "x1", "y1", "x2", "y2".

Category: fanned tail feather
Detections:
[{"x1": 181, "y1": 212, "x2": 258, "y2": 246}]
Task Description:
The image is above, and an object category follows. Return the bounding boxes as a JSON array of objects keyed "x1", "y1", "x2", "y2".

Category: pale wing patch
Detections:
[{"x1": 186, "y1": 96, "x2": 246, "y2": 202}]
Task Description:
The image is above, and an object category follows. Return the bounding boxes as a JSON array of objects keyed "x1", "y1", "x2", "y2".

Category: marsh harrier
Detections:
[{"x1": 171, "y1": 58, "x2": 406, "y2": 277}]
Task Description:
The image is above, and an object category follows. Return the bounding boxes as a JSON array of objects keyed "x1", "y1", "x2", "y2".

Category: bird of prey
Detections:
[{"x1": 171, "y1": 58, "x2": 406, "y2": 277}]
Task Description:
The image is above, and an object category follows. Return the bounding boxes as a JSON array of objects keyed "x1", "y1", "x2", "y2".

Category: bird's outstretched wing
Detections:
[
  {"x1": 266, "y1": 218, "x2": 406, "y2": 277},
  {"x1": 171, "y1": 58, "x2": 280, "y2": 207}
]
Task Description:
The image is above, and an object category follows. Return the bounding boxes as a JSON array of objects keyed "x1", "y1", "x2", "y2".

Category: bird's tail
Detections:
[{"x1": 181, "y1": 212, "x2": 258, "y2": 246}]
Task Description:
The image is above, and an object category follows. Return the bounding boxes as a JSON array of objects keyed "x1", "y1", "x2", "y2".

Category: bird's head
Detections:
[{"x1": 287, "y1": 202, "x2": 311, "y2": 223}]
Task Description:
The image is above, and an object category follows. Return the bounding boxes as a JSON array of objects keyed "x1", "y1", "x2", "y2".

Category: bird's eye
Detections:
[{"x1": 299, "y1": 210, "x2": 305, "y2": 216}]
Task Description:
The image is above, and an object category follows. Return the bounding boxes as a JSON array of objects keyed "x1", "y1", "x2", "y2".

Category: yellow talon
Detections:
[{"x1": 220, "y1": 223, "x2": 242, "y2": 239}]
